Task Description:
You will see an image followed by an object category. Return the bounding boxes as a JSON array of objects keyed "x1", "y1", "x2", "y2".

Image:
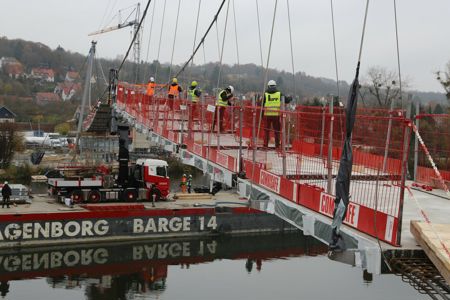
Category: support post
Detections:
[
  {"x1": 238, "y1": 97, "x2": 243, "y2": 175},
  {"x1": 383, "y1": 97, "x2": 396, "y2": 173},
  {"x1": 217, "y1": 106, "x2": 221, "y2": 151},
  {"x1": 396, "y1": 99, "x2": 412, "y2": 246},
  {"x1": 327, "y1": 97, "x2": 334, "y2": 194},
  {"x1": 281, "y1": 95, "x2": 287, "y2": 177},
  {"x1": 180, "y1": 99, "x2": 185, "y2": 146},
  {"x1": 252, "y1": 96, "x2": 257, "y2": 175},
  {"x1": 319, "y1": 100, "x2": 326, "y2": 158},
  {"x1": 413, "y1": 101, "x2": 419, "y2": 181}
]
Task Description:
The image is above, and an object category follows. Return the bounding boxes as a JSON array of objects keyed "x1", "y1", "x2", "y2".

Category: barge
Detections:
[{"x1": 0, "y1": 192, "x2": 297, "y2": 249}]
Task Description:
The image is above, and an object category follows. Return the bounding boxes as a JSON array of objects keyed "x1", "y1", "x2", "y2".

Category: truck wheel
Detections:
[
  {"x1": 125, "y1": 188, "x2": 138, "y2": 201},
  {"x1": 71, "y1": 190, "x2": 83, "y2": 204},
  {"x1": 88, "y1": 190, "x2": 101, "y2": 203}
]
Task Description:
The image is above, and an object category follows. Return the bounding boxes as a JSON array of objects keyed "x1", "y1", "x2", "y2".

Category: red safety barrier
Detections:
[
  {"x1": 115, "y1": 83, "x2": 412, "y2": 246},
  {"x1": 414, "y1": 114, "x2": 450, "y2": 189}
]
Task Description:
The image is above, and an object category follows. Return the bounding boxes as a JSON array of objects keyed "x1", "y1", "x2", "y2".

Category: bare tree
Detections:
[
  {"x1": 362, "y1": 66, "x2": 407, "y2": 108},
  {"x1": 436, "y1": 62, "x2": 450, "y2": 101},
  {"x1": 0, "y1": 123, "x2": 23, "y2": 168}
]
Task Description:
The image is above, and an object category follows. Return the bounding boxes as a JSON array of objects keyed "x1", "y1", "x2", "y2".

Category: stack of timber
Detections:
[
  {"x1": 173, "y1": 193, "x2": 213, "y2": 200},
  {"x1": 411, "y1": 220, "x2": 450, "y2": 283}
]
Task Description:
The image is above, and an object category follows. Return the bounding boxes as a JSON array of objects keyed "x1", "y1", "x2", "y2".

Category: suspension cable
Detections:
[
  {"x1": 232, "y1": 0, "x2": 241, "y2": 89},
  {"x1": 255, "y1": 0, "x2": 264, "y2": 68},
  {"x1": 216, "y1": 0, "x2": 231, "y2": 90},
  {"x1": 143, "y1": 0, "x2": 157, "y2": 81},
  {"x1": 173, "y1": 0, "x2": 227, "y2": 79},
  {"x1": 188, "y1": 0, "x2": 202, "y2": 85},
  {"x1": 330, "y1": 0, "x2": 344, "y2": 143},
  {"x1": 393, "y1": 0, "x2": 403, "y2": 109},
  {"x1": 168, "y1": 0, "x2": 182, "y2": 81},
  {"x1": 355, "y1": 0, "x2": 370, "y2": 77},
  {"x1": 118, "y1": 0, "x2": 153, "y2": 73},
  {"x1": 330, "y1": 0, "x2": 340, "y2": 99},
  {"x1": 286, "y1": 0, "x2": 296, "y2": 97},
  {"x1": 251, "y1": 0, "x2": 278, "y2": 199},
  {"x1": 154, "y1": 0, "x2": 167, "y2": 81},
  {"x1": 215, "y1": 22, "x2": 222, "y2": 63}
]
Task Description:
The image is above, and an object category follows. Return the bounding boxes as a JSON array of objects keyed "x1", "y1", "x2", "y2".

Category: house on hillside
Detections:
[
  {"x1": 35, "y1": 92, "x2": 60, "y2": 105},
  {"x1": 31, "y1": 68, "x2": 55, "y2": 82},
  {"x1": 65, "y1": 71, "x2": 79, "y2": 82},
  {"x1": 0, "y1": 106, "x2": 16, "y2": 123},
  {"x1": 0, "y1": 57, "x2": 18, "y2": 68},
  {"x1": 54, "y1": 82, "x2": 82, "y2": 101},
  {"x1": 0, "y1": 57, "x2": 25, "y2": 79},
  {"x1": 4, "y1": 63, "x2": 25, "y2": 79}
]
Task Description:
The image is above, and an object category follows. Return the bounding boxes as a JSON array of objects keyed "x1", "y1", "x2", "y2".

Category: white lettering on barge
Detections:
[{"x1": 0, "y1": 220, "x2": 109, "y2": 241}]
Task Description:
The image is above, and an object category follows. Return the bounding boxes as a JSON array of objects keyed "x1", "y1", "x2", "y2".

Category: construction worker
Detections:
[
  {"x1": 146, "y1": 77, "x2": 156, "y2": 96},
  {"x1": 263, "y1": 80, "x2": 284, "y2": 149},
  {"x1": 213, "y1": 85, "x2": 234, "y2": 133},
  {"x1": 188, "y1": 81, "x2": 202, "y2": 120},
  {"x1": 167, "y1": 77, "x2": 183, "y2": 110},
  {"x1": 180, "y1": 174, "x2": 187, "y2": 193}
]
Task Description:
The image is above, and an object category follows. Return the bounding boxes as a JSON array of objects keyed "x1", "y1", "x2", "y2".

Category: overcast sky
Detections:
[{"x1": 1, "y1": 0, "x2": 449, "y2": 92}]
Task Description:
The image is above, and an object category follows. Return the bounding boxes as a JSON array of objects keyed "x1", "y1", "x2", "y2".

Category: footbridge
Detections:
[{"x1": 81, "y1": 82, "x2": 450, "y2": 277}]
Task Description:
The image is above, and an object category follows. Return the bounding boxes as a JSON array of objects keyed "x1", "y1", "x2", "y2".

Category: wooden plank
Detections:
[
  {"x1": 411, "y1": 220, "x2": 450, "y2": 284},
  {"x1": 173, "y1": 193, "x2": 212, "y2": 200}
]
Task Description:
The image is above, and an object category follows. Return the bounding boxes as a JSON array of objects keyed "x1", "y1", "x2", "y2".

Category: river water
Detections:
[{"x1": 0, "y1": 232, "x2": 428, "y2": 300}]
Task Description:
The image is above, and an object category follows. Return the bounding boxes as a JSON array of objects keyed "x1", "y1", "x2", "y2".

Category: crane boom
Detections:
[{"x1": 88, "y1": 21, "x2": 138, "y2": 36}]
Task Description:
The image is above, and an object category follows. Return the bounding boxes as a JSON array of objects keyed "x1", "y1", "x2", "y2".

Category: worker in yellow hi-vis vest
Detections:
[
  {"x1": 213, "y1": 85, "x2": 234, "y2": 133},
  {"x1": 263, "y1": 80, "x2": 284, "y2": 149}
]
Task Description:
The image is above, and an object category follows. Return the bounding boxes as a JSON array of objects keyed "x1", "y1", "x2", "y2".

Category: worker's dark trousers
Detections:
[
  {"x1": 167, "y1": 96, "x2": 175, "y2": 110},
  {"x1": 2, "y1": 196, "x2": 10, "y2": 208},
  {"x1": 213, "y1": 106, "x2": 226, "y2": 132},
  {"x1": 263, "y1": 115, "x2": 281, "y2": 148}
]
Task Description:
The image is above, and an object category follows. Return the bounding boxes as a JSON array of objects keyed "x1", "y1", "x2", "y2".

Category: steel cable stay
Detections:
[
  {"x1": 154, "y1": 0, "x2": 167, "y2": 81},
  {"x1": 205, "y1": 0, "x2": 230, "y2": 185},
  {"x1": 187, "y1": 0, "x2": 202, "y2": 86},
  {"x1": 215, "y1": 0, "x2": 231, "y2": 91},
  {"x1": 286, "y1": 0, "x2": 296, "y2": 100},
  {"x1": 117, "y1": 0, "x2": 153, "y2": 74},
  {"x1": 173, "y1": 0, "x2": 227, "y2": 79},
  {"x1": 168, "y1": 0, "x2": 182, "y2": 82},
  {"x1": 329, "y1": 0, "x2": 345, "y2": 168},
  {"x1": 250, "y1": 0, "x2": 278, "y2": 200},
  {"x1": 255, "y1": 0, "x2": 265, "y2": 69},
  {"x1": 143, "y1": 0, "x2": 157, "y2": 82},
  {"x1": 231, "y1": 0, "x2": 244, "y2": 173}
]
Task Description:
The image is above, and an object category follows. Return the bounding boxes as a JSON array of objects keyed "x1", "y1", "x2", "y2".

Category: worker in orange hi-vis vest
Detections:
[
  {"x1": 167, "y1": 77, "x2": 183, "y2": 110},
  {"x1": 146, "y1": 77, "x2": 156, "y2": 96},
  {"x1": 180, "y1": 173, "x2": 187, "y2": 193}
]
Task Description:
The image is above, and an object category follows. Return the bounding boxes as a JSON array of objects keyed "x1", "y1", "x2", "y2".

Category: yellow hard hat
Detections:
[
  {"x1": 172, "y1": 78, "x2": 178, "y2": 83},
  {"x1": 191, "y1": 81, "x2": 198, "y2": 87}
]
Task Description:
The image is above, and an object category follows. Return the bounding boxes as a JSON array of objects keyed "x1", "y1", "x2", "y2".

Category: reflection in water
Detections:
[
  {"x1": 0, "y1": 233, "x2": 327, "y2": 299},
  {"x1": 0, "y1": 234, "x2": 431, "y2": 300}
]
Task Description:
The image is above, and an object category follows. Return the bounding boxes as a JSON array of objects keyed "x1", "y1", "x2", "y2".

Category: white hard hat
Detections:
[
  {"x1": 268, "y1": 80, "x2": 276, "y2": 87},
  {"x1": 150, "y1": 77, "x2": 155, "y2": 82},
  {"x1": 4, "y1": 181, "x2": 8, "y2": 184},
  {"x1": 228, "y1": 85, "x2": 234, "y2": 93}
]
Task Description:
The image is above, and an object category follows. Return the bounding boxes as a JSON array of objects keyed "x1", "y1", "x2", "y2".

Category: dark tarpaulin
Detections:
[{"x1": 330, "y1": 70, "x2": 360, "y2": 249}]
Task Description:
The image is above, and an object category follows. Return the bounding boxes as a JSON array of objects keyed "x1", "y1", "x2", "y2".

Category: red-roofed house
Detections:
[
  {"x1": 35, "y1": 92, "x2": 60, "y2": 105},
  {"x1": 31, "y1": 68, "x2": 55, "y2": 82},
  {"x1": 54, "y1": 82, "x2": 82, "y2": 101},
  {"x1": 65, "y1": 71, "x2": 79, "y2": 82},
  {"x1": 3, "y1": 62, "x2": 24, "y2": 79}
]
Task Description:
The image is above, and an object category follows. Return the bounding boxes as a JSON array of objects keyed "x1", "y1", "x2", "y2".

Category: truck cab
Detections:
[{"x1": 135, "y1": 158, "x2": 170, "y2": 200}]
